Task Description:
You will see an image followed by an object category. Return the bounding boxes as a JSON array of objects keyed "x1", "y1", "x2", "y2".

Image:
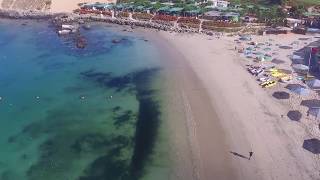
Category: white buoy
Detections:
[
  {"x1": 0, "y1": 97, "x2": 2, "y2": 101},
  {"x1": 110, "y1": 95, "x2": 113, "y2": 99},
  {"x1": 35, "y1": 96, "x2": 40, "y2": 100},
  {"x1": 80, "y1": 96, "x2": 85, "y2": 100}
]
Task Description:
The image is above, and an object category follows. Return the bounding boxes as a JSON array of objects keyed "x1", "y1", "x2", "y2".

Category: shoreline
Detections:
[{"x1": 145, "y1": 30, "x2": 237, "y2": 180}]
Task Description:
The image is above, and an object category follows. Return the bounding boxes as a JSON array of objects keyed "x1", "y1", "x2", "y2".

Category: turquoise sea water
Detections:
[{"x1": 0, "y1": 20, "x2": 170, "y2": 180}]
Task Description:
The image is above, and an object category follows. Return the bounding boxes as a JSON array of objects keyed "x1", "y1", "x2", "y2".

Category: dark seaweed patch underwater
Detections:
[
  {"x1": 6, "y1": 68, "x2": 162, "y2": 180},
  {"x1": 0, "y1": 20, "x2": 169, "y2": 180},
  {"x1": 79, "y1": 68, "x2": 161, "y2": 180}
]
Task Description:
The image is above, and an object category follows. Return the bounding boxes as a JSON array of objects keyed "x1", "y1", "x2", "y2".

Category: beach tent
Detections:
[
  {"x1": 306, "y1": 79, "x2": 320, "y2": 89},
  {"x1": 292, "y1": 64, "x2": 309, "y2": 74},
  {"x1": 308, "y1": 108, "x2": 320, "y2": 120}
]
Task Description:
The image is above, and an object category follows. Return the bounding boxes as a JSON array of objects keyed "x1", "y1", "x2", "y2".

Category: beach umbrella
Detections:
[
  {"x1": 264, "y1": 56, "x2": 272, "y2": 61},
  {"x1": 254, "y1": 52, "x2": 263, "y2": 56},
  {"x1": 263, "y1": 47, "x2": 271, "y2": 51},
  {"x1": 306, "y1": 79, "x2": 320, "y2": 89},
  {"x1": 290, "y1": 87, "x2": 309, "y2": 96},
  {"x1": 239, "y1": 35, "x2": 251, "y2": 41},
  {"x1": 298, "y1": 38, "x2": 310, "y2": 41},
  {"x1": 291, "y1": 55, "x2": 304, "y2": 64},
  {"x1": 246, "y1": 46, "x2": 253, "y2": 51},
  {"x1": 303, "y1": 138, "x2": 320, "y2": 154},
  {"x1": 286, "y1": 83, "x2": 305, "y2": 90},
  {"x1": 279, "y1": 69, "x2": 292, "y2": 74},
  {"x1": 301, "y1": 99, "x2": 320, "y2": 109},
  {"x1": 271, "y1": 59, "x2": 285, "y2": 64},
  {"x1": 272, "y1": 91, "x2": 290, "y2": 99},
  {"x1": 279, "y1": 45, "x2": 293, "y2": 49},
  {"x1": 287, "y1": 110, "x2": 302, "y2": 121},
  {"x1": 292, "y1": 64, "x2": 309, "y2": 74},
  {"x1": 308, "y1": 108, "x2": 320, "y2": 120}
]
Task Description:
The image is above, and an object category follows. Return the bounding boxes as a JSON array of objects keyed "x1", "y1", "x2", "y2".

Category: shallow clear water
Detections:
[{"x1": 0, "y1": 20, "x2": 170, "y2": 180}]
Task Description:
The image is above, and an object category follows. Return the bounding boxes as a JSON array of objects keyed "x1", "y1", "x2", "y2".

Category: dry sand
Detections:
[
  {"x1": 0, "y1": 0, "x2": 115, "y2": 12},
  {"x1": 50, "y1": 0, "x2": 115, "y2": 13},
  {"x1": 158, "y1": 32, "x2": 320, "y2": 180}
]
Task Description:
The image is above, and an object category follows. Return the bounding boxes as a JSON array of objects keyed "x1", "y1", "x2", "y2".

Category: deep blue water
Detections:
[{"x1": 0, "y1": 19, "x2": 169, "y2": 180}]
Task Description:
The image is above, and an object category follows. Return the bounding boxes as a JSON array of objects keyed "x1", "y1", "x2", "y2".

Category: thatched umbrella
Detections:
[
  {"x1": 287, "y1": 110, "x2": 302, "y2": 121},
  {"x1": 272, "y1": 91, "x2": 290, "y2": 99},
  {"x1": 303, "y1": 138, "x2": 320, "y2": 154}
]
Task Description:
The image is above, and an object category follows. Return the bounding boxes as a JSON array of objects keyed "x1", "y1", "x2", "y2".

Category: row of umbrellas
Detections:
[
  {"x1": 272, "y1": 82, "x2": 320, "y2": 120},
  {"x1": 274, "y1": 91, "x2": 320, "y2": 155}
]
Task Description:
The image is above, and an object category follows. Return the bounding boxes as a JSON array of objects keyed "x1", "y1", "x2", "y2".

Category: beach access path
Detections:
[{"x1": 160, "y1": 32, "x2": 320, "y2": 180}]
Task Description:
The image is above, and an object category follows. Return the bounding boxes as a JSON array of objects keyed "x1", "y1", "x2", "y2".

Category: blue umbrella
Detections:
[
  {"x1": 307, "y1": 79, "x2": 320, "y2": 89},
  {"x1": 290, "y1": 87, "x2": 309, "y2": 96},
  {"x1": 308, "y1": 108, "x2": 320, "y2": 120},
  {"x1": 292, "y1": 64, "x2": 309, "y2": 74}
]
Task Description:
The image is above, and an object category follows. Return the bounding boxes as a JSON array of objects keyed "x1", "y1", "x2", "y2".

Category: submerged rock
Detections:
[
  {"x1": 112, "y1": 39, "x2": 121, "y2": 44},
  {"x1": 76, "y1": 36, "x2": 87, "y2": 49}
]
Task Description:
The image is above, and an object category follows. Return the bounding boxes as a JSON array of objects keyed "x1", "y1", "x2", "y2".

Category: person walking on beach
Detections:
[{"x1": 249, "y1": 151, "x2": 254, "y2": 160}]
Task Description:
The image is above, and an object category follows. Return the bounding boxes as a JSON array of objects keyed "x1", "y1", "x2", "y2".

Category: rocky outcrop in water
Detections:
[
  {"x1": 0, "y1": 9, "x2": 56, "y2": 19},
  {"x1": 0, "y1": 9, "x2": 220, "y2": 36},
  {"x1": 76, "y1": 36, "x2": 87, "y2": 49}
]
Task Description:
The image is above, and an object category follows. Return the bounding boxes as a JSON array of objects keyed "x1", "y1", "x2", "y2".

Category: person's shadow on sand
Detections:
[{"x1": 230, "y1": 151, "x2": 250, "y2": 160}]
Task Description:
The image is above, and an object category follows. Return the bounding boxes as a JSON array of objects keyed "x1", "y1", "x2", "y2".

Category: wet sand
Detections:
[{"x1": 143, "y1": 30, "x2": 237, "y2": 180}]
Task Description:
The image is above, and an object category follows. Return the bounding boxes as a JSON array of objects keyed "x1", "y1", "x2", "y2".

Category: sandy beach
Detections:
[
  {"x1": 156, "y1": 31, "x2": 320, "y2": 180},
  {"x1": 50, "y1": 0, "x2": 115, "y2": 13},
  {"x1": 0, "y1": 0, "x2": 115, "y2": 12}
]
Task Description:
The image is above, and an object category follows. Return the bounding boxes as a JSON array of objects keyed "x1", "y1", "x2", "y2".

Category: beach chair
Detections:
[{"x1": 260, "y1": 80, "x2": 277, "y2": 88}]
